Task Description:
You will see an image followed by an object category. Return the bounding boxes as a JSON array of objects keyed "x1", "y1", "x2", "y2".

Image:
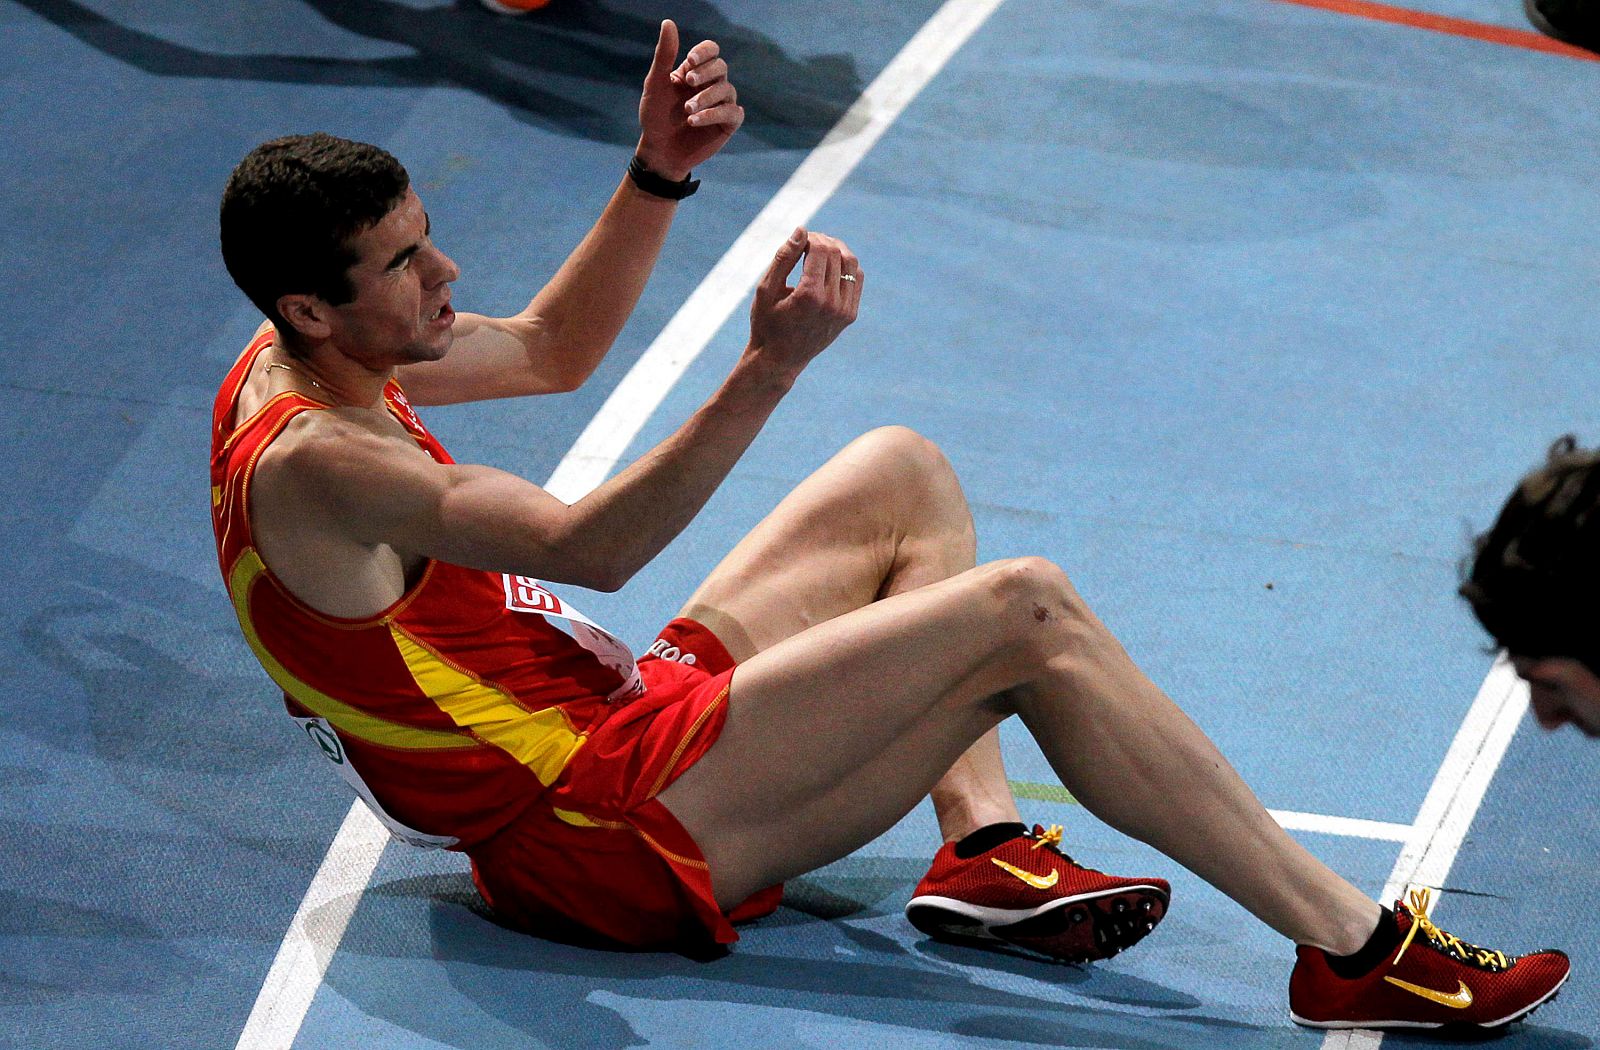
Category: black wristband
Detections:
[{"x1": 627, "y1": 155, "x2": 699, "y2": 200}]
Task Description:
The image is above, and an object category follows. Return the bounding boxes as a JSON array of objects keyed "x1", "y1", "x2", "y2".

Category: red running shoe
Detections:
[
  {"x1": 904, "y1": 824, "x2": 1170, "y2": 963},
  {"x1": 1289, "y1": 889, "x2": 1570, "y2": 1031}
]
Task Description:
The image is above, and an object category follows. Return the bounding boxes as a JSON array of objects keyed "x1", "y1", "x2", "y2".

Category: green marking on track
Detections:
[{"x1": 1009, "y1": 779, "x2": 1078, "y2": 805}]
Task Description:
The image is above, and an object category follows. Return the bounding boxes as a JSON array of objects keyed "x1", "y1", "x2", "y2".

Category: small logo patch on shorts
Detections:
[{"x1": 646, "y1": 637, "x2": 698, "y2": 665}]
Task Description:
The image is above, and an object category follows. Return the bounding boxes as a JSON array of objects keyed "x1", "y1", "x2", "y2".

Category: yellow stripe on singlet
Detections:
[
  {"x1": 389, "y1": 623, "x2": 587, "y2": 786},
  {"x1": 551, "y1": 807, "x2": 628, "y2": 829},
  {"x1": 228, "y1": 550, "x2": 477, "y2": 752}
]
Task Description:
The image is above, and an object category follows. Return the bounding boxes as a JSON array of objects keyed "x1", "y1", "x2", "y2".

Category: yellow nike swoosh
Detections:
[
  {"x1": 1382, "y1": 976, "x2": 1474, "y2": 1009},
  {"x1": 990, "y1": 857, "x2": 1059, "y2": 890}
]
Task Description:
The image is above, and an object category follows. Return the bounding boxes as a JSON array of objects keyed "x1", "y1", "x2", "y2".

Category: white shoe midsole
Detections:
[{"x1": 906, "y1": 885, "x2": 1166, "y2": 928}]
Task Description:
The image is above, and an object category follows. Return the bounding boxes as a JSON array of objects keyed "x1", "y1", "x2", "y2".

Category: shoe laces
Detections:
[
  {"x1": 1029, "y1": 824, "x2": 1065, "y2": 852},
  {"x1": 1026, "y1": 823, "x2": 1100, "y2": 872},
  {"x1": 1392, "y1": 888, "x2": 1510, "y2": 973}
]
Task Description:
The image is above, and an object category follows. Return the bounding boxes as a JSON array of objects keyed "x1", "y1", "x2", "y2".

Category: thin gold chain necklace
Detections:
[{"x1": 263, "y1": 361, "x2": 324, "y2": 390}]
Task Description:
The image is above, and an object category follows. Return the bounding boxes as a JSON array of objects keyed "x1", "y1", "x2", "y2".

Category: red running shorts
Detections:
[{"x1": 468, "y1": 617, "x2": 782, "y2": 949}]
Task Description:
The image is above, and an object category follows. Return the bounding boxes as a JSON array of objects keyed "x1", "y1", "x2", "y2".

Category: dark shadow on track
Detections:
[
  {"x1": 310, "y1": 860, "x2": 1306, "y2": 1050},
  {"x1": 11, "y1": 0, "x2": 861, "y2": 150}
]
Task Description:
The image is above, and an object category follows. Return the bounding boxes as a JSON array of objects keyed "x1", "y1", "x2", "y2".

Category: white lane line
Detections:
[
  {"x1": 1267, "y1": 810, "x2": 1411, "y2": 843},
  {"x1": 1381, "y1": 656, "x2": 1529, "y2": 901},
  {"x1": 1319, "y1": 655, "x2": 1530, "y2": 1050},
  {"x1": 233, "y1": 3, "x2": 1008, "y2": 1047},
  {"x1": 234, "y1": 803, "x2": 389, "y2": 1048}
]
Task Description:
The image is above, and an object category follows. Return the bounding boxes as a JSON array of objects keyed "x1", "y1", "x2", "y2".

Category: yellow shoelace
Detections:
[
  {"x1": 1392, "y1": 888, "x2": 1510, "y2": 971},
  {"x1": 1030, "y1": 824, "x2": 1065, "y2": 851}
]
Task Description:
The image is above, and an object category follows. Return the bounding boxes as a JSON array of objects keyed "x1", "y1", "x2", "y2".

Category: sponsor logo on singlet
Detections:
[
  {"x1": 499, "y1": 574, "x2": 645, "y2": 702},
  {"x1": 504, "y1": 575, "x2": 564, "y2": 615},
  {"x1": 645, "y1": 637, "x2": 698, "y2": 665}
]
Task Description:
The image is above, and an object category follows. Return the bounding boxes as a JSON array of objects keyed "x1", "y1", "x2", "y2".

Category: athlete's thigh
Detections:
[
  {"x1": 679, "y1": 426, "x2": 974, "y2": 662},
  {"x1": 658, "y1": 561, "x2": 1037, "y2": 902}
]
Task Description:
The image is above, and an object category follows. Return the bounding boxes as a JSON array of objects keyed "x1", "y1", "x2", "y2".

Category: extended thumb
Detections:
[{"x1": 758, "y1": 228, "x2": 807, "y2": 295}]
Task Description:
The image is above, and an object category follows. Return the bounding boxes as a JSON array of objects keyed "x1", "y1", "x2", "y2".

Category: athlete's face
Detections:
[
  {"x1": 1510, "y1": 655, "x2": 1600, "y2": 737},
  {"x1": 328, "y1": 188, "x2": 460, "y2": 366}
]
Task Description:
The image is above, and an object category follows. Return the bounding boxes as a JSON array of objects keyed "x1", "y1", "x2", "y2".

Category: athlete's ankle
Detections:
[
  {"x1": 951, "y1": 821, "x2": 1029, "y2": 859},
  {"x1": 1320, "y1": 907, "x2": 1400, "y2": 979}
]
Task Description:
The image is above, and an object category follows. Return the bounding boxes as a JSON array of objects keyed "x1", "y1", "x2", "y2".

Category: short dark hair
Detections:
[
  {"x1": 219, "y1": 133, "x2": 410, "y2": 349},
  {"x1": 1461, "y1": 435, "x2": 1600, "y2": 667}
]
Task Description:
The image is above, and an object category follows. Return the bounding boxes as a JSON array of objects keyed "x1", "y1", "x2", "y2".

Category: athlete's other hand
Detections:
[
  {"x1": 636, "y1": 20, "x2": 743, "y2": 181},
  {"x1": 746, "y1": 228, "x2": 863, "y2": 383}
]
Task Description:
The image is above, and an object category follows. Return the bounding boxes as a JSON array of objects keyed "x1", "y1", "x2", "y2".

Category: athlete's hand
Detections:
[
  {"x1": 745, "y1": 228, "x2": 863, "y2": 382},
  {"x1": 636, "y1": 20, "x2": 743, "y2": 181}
]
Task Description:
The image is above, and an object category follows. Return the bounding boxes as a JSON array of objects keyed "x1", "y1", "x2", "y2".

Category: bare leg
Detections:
[
  {"x1": 677, "y1": 426, "x2": 1019, "y2": 840},
  {"x1": 658, "y1": 556, "x2": 1381, "y2": 955}
]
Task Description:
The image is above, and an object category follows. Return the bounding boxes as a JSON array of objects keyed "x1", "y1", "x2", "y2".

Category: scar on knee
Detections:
[{"x1": 1032, "y1": 605, "x2": 1051, "y2": 622}]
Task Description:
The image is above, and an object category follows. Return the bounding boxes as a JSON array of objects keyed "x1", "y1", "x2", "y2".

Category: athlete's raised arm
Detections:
[
  {"x1": 395, "y1": 20, "x2": 744, "y2": 406},
  {"x1": 300, "y1": 231, "x2": 860, "y2": 592}
]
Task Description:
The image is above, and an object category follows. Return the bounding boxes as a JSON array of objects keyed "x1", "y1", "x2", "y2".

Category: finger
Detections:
[
  {"x1": 808, "y1": 234, "x2": 843, "y2": 291},
  {"x1": 823, "y1": 239, "x2": 843, "y2": 292},
  {"x1": 685, "y1": 80, "x2": 734, "y2": 115},
  {"x1": 757, "y1": 228, "x2": 807, "y2": 302},
  {"x1": 675, "y1": 39, "x2": 721, "y2": 78},
  {"x1": 841, "y1": 251, "x2": 864, "y2": 311},
  {"x1": 687, "y1": 102, "x2": 744, "y2": 131},
  {"x1": 796, "y1": 234, "x2": 836, "y2": 298},
  {"x1": 649, "y1": 20, "x2": 680, "y2": 86},
  {"x1": 680, "y1": 57, "x2": 727, "y2": 88},
  {"x1": 686, "y1": 86, "x2": 739, "y2": 124},
  {"x1": 845, "y1": 267, "x2": 864, "y2": 314}
]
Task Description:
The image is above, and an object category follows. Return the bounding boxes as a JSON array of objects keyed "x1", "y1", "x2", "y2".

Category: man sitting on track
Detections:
[
  {"x1": 211, "y1": 18, "x2": 1569, "y2": 1033},
  {"x1": 1463, "y1": 435, "x2": 1600, "y2": 736}
]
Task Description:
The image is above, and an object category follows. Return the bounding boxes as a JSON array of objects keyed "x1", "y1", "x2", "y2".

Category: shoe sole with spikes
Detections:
[{"x1": 907, "y1": 884, "x2": 1169, "y2": 964}]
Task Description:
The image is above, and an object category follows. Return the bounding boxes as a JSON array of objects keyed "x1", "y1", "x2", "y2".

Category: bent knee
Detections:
[
  {"x1": 849, "y1": 426, "x2": 967, "y2": 508},
  {"x1": 977, "y1": 556, "x2": 1086, "y2": 626},
  {"x1": 846, "y1": 424, "x2": 943, "y2": 473}
]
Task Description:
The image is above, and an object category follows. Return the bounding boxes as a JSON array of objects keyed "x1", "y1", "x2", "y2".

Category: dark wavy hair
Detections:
[
  {"x1": 219, "y1": 133, "x2": 409, "y2": 352},
  {"x1": 1461, "y1": 435, "x2": 1600, "y2": 668}
]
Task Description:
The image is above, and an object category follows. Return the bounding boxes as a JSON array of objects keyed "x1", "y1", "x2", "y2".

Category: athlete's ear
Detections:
[{"x1": 277, "y1": 293, "x2": 334, "y2": 343}]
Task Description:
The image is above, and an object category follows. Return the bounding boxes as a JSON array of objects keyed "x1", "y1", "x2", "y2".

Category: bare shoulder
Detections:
[
  {"x1": 250, "y1": 406, "x2": 445, "y2": 616},
  {"x1": 259, "y1": 407, "x2": 435, "y2": 500}
]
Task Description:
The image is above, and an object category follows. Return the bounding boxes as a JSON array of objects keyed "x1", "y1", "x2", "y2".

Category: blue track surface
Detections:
[{"x1": 3, "y1": 1, "x2": 1597, "y2": 1047}]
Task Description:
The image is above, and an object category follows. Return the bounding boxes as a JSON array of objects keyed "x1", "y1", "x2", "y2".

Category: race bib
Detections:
[
  {"x1": 289, "y1": 715, "x2": 460, "y2": 850},
  {"x1": 502, "y1": 575, "x2": 645, "y2": 702}
]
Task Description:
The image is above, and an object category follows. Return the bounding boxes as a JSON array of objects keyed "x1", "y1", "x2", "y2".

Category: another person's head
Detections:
[
  {"x1": 1462, "y1": 435, "x2": 1600, "y2": 735},
  {"x1": 220, "y1": 133, "x2": 457, "y2": 361}
]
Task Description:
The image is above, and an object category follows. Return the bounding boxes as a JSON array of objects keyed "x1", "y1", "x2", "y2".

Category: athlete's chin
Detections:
[{"x1": 409, "y1": 329, "x2": 455, "y2": 363}]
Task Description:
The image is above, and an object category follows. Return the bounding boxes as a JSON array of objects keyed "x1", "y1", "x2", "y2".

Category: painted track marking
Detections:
[
  {"x1": 1271, "y1": 0, "x2": 1599, "y2": 61},
  {"x1": 1319, "y1": 656, "x2": 1530, "y2": 1049}
]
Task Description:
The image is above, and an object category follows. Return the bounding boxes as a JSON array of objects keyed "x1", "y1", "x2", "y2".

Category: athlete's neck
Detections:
[{"x1": 268, "y1": 329, "x2": 395, "y2": 409}]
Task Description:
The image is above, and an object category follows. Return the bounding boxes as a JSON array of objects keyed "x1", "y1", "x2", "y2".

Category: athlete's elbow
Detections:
[
  {"x1": 552, "y1": 548, "x2": 634, "y2": 593},
  {"x1": 589, "y1": 570, "x2": 628, "y2": 593},
  {"x1": 548, "y1": 356, "x2": 601, "y2": 394}
]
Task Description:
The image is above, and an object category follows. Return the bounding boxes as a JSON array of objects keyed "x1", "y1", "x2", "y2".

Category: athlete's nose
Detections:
[{"x1": 424, "y1": 244, "x2": 461, "y2": 287}]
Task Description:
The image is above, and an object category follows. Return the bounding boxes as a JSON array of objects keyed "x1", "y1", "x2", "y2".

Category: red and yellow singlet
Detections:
[{"x1": 209, "y1": 331, "x2": 643, "y2": 850}]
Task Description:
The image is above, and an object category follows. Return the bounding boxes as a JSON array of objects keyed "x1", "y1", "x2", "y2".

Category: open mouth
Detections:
[{"x1": 429, "y1": 303, "x2": 455, "y2": 325}]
